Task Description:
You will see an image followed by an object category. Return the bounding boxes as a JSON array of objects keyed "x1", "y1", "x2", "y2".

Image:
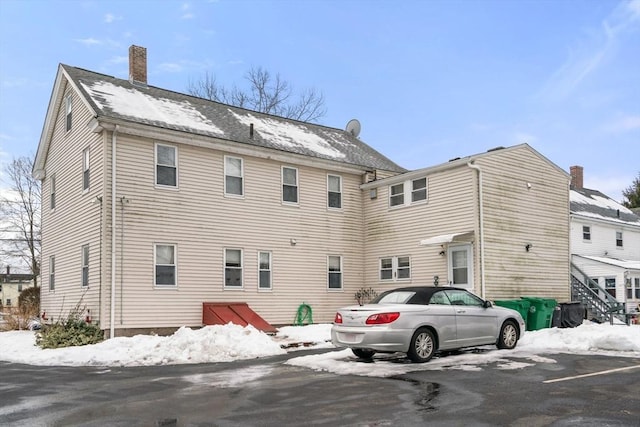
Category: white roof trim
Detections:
[{"x1": 419, "y1": 231, "x2": 474, "y2": 246}]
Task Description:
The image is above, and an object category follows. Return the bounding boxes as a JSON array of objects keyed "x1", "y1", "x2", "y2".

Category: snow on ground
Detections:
[{"x1": 0, "y1": 322, "x2": 638, "y2": 379}]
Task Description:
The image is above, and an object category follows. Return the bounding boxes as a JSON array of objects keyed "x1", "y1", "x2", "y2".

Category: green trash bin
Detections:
[
  {"x1": 521, "y1": 297, "x2": 558, "y2": 331},
  {"x1": 493, "y1": 299, "x2": 531, "y2": 322}
]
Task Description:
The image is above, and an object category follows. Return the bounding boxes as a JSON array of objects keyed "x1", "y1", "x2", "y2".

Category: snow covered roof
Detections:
[
  {"x1": 62, "y1": 65, "x2": 405, "y2": 173},
  {"x1": 570, "y1": 187, "x2": 640, "y2": 227},
  {"x1": 573, "y1": 254, "x2": 640, "y2": 271}
]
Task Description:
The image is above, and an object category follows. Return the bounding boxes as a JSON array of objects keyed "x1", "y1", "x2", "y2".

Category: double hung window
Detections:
[
  {"x1": 225, "y1": 156, "x2": 244, "y2": 196},
  {"x1": 81, "y1": 245, "x2": 89, "y2": 287},
  {"x1": 328, "y1": 175, "x2": 342, "y2": 208},
  {"x1": 328, "y1": 255, "x2": 343, "y2": 289},
  {"x1": 225, "y1": 249, "x2": 243, "y2": 288},
  {"x1": 156, "y1": 144, "x2": 177, "y2": 187},
  {"x1": 155, "y1": 244, "x2": 176, "y2": 286},
  {"x1": 282, "y1": 167, "x2": 298, "y2": 203}
]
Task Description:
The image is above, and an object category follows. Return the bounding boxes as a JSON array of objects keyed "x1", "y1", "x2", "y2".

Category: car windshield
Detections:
[{"x1": 372, "y1": 291, "x2": 416, "y2": 304}]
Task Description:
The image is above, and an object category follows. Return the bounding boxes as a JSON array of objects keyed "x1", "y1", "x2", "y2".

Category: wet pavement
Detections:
[{"x1": 1, "y1": 350, "x2": 638, "y2": 426}]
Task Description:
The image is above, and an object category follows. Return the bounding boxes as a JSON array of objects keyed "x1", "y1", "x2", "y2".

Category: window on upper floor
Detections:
[
  {"x1": 411, "y1": 178, "x2": 427, "y2": 202},
  {"x1": 328, "y1": 175, "x2": 342, "y2": 209},
  {"x1": 155, "y1": 144, "x2": 177, "y2": 187},
  {"x1": 582, "y1": 225, "x2": 591, "y2": 241},
  {"x1": 224, "y1": 156, "x2": 244, "y2": 197},
  {"x1": 328, "y1": 255, "x2": 343, "y2": 290},
  {"x1": 225, "y1": 248, "x2": 243, "y2": 288},
  {"x1": 49, "y1": 256, "x2": 55, "y2": 291},
  {"x1": 258, "y1": 251, "x2": 272, "y2": 290},
  {"x1": 616, "y1": 231, "x2": 623, "y2": 247},
  {"x1": 380, "y1": 256, "x2": 411, "y2": 281},
  {"x1": 282, "y1": 166, "x2": 298, "y2": 204},
  {"x1": 50, "y1": 174, "x2": 56, "y2": 210},
  {"x1": 81, "y1": 245, "x2": 89, "y2": 287},
  {"x1": 155, "y1": 244, "x2": 177, "y2": 287},
  {"x1": 65, "y1": 95, "x2": 72, "y2": 132},
  {"x1": 389, "y1": 177, "x2": 428, "y2": 208},
  {"x1": 82, "y1": 148, "x2": 90, "y2": 192},
  {"x1": 389, "y1": 183, "x2": 404, "y2": 207}
]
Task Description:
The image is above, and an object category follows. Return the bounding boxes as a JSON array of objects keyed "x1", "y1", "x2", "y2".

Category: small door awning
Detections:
[{"x1": 419, "y1": 231, "x2": 474, "y2": 246}]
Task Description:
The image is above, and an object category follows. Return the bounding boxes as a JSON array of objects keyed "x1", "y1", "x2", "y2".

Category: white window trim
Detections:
[
  {"x1": 388, "y1": 177, "x2": 428, "y2": 208},
  {"x1": 49, "y1": 255, "x2": 55, "y2": 291},
  {"x1": 616, "y1": 231, "x2": 623, "y2": 248},
  {"x1": 389, "y1": 183, "x2": 405, "y2": 208},
  {"x1": 258, "y1": 250, "x2": 272, "y2": 291},
  {"x1": 50, "y1": 174, "x2": 56, "y2": 211},
  {"x1": 154, "y1": 243, "x2": 177, "y2": 288},
  {"x1": 281, "y1": 166, "x2": 299, "y2": 205},
  {"x1": 327, "y1": 174, "x2": 343, "y2": 210},
  {"x1": 82, "y1": 147, "x2": 90, "y2": 193},
  {"x1": 155, "y1": 143, "x2": 179, "y2": 189},
  {"x1": 379, "y1": 256, "x2": 412, "y2": 282},
  {"x1": 224, "y1": 248, "x2": 244, "y2": 290},
  {"x1": 327, "y1": 255, "x2": 343, "y2": 291},
  {"x1": 411, "y1": 177, "x2": 428, "y2": 204},
  {"x1": 65, "y1": 95, "x2": 72, "y2": 132},
  {"x1": 224, "y1": 155, "x2": 245, "y2": 198},
  {"x1": 81, "y1": 245, "x2": 89, "y2": 287},
  {"x1": 582, "y1": 225, "x2": 591, "y2": 241}
]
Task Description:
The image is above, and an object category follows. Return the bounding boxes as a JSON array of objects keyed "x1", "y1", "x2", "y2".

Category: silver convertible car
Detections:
[{"x1": 331, "y1": 286, "x2": 526, "y2": 363}]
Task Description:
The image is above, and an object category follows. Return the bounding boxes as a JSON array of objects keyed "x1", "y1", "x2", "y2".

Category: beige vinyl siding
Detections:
[
  {"x1": 102, "y1": 133, "x2": 367, "y2": 329},
  {"x1": 40, "y1": 85, "x2": 104, "y2": 323},
  {"x1": 475, "y1": 146, "x2": 570, "y2": 301},
  {"x1": 364, "y1": 167, "x2": 477, "y2": 294}
]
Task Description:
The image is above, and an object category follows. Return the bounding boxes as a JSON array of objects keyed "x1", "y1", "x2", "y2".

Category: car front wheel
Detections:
[
  {"x1": 352, "y1": 348, "x2": 375, "y2": 359},
  {"x1": 497, "y1": 320, "x2": 519, "y2": 349},
  {"x1": 407, "y1": 328, "x2": 435, "y2": 363}
]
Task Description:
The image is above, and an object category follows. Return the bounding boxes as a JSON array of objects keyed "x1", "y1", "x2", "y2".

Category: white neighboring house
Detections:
[
  {"x1": 0, "y1": 267, "x2": 36, "y2": 310},
  {"x1": 569, "y1": 166, "x2": 640, "y2": 313}
]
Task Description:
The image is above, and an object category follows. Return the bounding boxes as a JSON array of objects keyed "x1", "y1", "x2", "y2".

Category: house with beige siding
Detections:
[
  {"x1": 361, "y1": 144, "x2": 571, "y2": 303},
  {"x1": 33, "y1": 46, "x2": 572, "y2": 337}
]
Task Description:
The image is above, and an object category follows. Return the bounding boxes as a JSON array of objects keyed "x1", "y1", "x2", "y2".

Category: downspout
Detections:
[
  {"x1": 467, "y1": 161, "x2": 486, "y2": 299},
  {"x1": 110, "y1": 125, "x2": 119, "y2": 339}
]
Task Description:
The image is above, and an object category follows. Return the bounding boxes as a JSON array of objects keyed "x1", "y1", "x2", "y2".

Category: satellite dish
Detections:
[{"x1": 345, "y1": 119, "x2": 361, "y2": 137}]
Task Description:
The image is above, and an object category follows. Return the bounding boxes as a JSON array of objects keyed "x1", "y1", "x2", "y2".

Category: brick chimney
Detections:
[
  {"x1": 129, "y1": 45, "x2": 147, "y2": 85},
  {"x1": 570, "y1": 165, "x2": 583, "y2": 189}
]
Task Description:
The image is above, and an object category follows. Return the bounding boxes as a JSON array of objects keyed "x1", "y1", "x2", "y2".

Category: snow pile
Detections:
[
  {"x1": 518, "y1": 322, "x2": 640, "y2": 354},
  {"x1": 0, "y1": 324, "x2": 285, "y2": 367},
  {"x1": 0, "y1": 322, "x2": 638, "y2": 371}
]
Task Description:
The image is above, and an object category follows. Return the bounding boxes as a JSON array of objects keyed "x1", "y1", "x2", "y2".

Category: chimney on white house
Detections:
[
  {"x1": 570, "y1": 165, "x2": 584, "y2": 189},
  {"x1": 129, "y1": 45, "x2": 147, "y2": 85}
]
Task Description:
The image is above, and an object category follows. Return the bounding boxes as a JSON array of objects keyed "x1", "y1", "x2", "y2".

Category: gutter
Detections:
[
  {"x1": 110, "y1": 125, "x2": 119, "y2": 338},
  {"x1": 467, "y1": 161, "x2": 486, "y2": 299}
]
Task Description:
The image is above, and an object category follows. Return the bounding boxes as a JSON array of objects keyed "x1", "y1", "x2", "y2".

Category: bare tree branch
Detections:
[
  {"x1": 187, "y1": 66, "x2": 326, "y2": 123},
  {"x1": 0, "y1": 156, "x2": 41, "y2": 285}
]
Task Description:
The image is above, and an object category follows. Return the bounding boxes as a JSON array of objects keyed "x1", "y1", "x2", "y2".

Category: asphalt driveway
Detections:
[{"x1": 1, "y1": 349, "x2": 638, "y2": 426}]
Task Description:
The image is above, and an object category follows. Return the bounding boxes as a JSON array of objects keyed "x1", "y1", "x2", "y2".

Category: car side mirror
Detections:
[{"x1": 483, "y1": 300, "x2": 492, "y2": 308}]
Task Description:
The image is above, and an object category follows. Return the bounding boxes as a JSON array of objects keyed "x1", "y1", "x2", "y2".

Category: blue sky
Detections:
[{"x1": 0, "y1": 0, "x2": 638, "y2": 201}]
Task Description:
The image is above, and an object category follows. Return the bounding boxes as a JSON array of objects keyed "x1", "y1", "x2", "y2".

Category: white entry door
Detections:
[{"x1": 448, "y1": 244, "x2": 473, "y2": 290}]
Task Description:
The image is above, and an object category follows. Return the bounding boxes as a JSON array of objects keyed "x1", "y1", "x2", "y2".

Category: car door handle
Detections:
[{"x1": 456, "y1": 310, "x2": 466, "y2": 314}]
